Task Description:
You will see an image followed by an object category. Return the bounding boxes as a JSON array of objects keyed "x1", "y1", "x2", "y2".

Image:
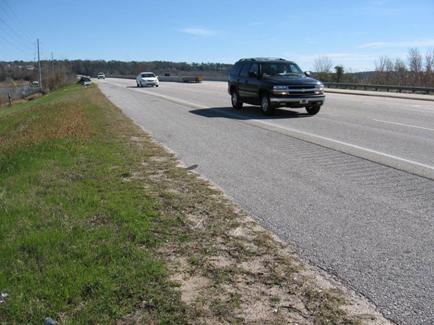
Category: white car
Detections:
[
  {"x1": 136, "y1": 72, "x2": 159, "y2": 87},
  {"x1": 97, "y1": 72, "x2": 105, "y2": 79}
]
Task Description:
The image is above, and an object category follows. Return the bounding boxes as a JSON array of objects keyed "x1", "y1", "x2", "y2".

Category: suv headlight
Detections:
[
  {"x1": 273, "y1": 85, "x2": 288, "y2": 91},
  {"x1": 315, "y1": 83, "x2": 324, "y2": 91}
]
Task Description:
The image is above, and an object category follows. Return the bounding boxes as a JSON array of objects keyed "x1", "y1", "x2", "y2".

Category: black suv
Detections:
[{"x1": 228, "y1": 58, "x2": 325, "y2": 115}]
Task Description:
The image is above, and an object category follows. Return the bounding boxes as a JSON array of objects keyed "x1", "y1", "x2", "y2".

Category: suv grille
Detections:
[{"x1": 287, "y1": 85, "x2": 317, "y2": 96}]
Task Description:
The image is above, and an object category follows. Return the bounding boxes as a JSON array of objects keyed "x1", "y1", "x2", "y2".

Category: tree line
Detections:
[
  {"x1": 0, "y1": 60, "x2": 76, "y2": 92},
  {"x1": 2, "y1": 50, "x2": 434, "y2": 88},
  {"x1": 313, "y1": 48, "x2": 434, "y2": 87},
  {"x1": 0, "y1": 60, "x2": 232, "y2": 80},
  {"x1": 69, "y1": 60, "x2": 232, "y2": 77}
]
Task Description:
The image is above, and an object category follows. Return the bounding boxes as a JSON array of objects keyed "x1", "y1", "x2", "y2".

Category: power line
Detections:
[
  {"x1": 0, "y1": 32, "x2": 33, "y2": 59},
  {"x1": 0, "y1": 1, "x2": 44, "y2": 70},
  {"x1": 0, "y1": 0, "x2": 35, "y2": 58},
  {"x1": 0, "y1": 0, "x2": 35, "y2": 44},
  {"x1": 0, "y1": 16, "x2": 34, "y2": 51}
]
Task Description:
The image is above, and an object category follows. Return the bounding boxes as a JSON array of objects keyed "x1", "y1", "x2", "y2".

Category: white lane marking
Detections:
[
  {"x1": 373, "y1": 119, "x2": 434, "y2": 132},
  {"x1": 325, "y1": 93, "x2": 434, "y2": 114},
  {"x1": 255, "y1": 120, "x2": 434, "y2": 172},
  {"x1": 108, "y1": 81, "x2": 434, "y2": 174}
]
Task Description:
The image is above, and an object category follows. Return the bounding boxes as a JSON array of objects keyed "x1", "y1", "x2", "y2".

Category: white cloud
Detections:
[
  {"x1": 359, "y1": 39, "x2": 434, "y2": 49},
  {"x1": 362, "y1": 0, "x2": 403, "y2": 17},
  {"x1": 178, "y1": 28, "x2": 215, "y2": 37}
]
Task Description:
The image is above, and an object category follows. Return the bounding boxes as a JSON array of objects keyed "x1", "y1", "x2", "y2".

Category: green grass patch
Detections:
[{"x1": 0, "y1": 85, "x2": 186, "y2": 324}]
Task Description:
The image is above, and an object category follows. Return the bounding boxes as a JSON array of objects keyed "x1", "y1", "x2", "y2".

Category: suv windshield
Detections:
[
  {"x1": 141, "y1": 73, "x2": 155, "y2": 78},
  {"x1": 261, "y1": 62, "x2": 303, "y2": 77}
]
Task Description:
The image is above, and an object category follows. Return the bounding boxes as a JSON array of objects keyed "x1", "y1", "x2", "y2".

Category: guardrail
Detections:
[
  {"x1": 324, "y1": 82, "x2": 434, "y2": 95},
  {"x1": 106, "y1": 75, "x2": 434, "y2": 95}
]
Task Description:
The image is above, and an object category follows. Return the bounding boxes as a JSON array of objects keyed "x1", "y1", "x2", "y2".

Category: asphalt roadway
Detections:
[{"x1": 98, "y1": 79, "x2": 434, "y2": 324}]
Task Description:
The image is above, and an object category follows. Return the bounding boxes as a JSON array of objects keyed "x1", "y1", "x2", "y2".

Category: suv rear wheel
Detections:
[
  {"x1": 305, "y1": 104, "x2": 321, "y2": 115},
  {"x1": 260, "y1": 93, "x2": 274, "y2": 115},
  {"x1": 231, "y1": 90, "x2": 243, "y2": 109}
]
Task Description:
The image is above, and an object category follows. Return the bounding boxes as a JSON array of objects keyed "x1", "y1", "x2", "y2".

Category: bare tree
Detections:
[
  {"x1": 334, "y1": 65, "x2": 344, "y2": 83},
  {"x1": 314, "y1": 56, "x2": 333, "y2": 73},
  {"x1": 312, "y1": 56, "x2": 333, "y2": 82},
  {"x1": 425, "y1": 49, "x2": 434, "y2": 86},
  {"x1": 374, "y1": 56, "x2": 389, "y2": 84},
  {"x1": 394, "y1": 58, "x2": 407, "y2": 85},
  {"x1": 384, "y1": 56, "x2": 394, "y2": 84},
  {"x1": 408, "y1": 48, "x2": 423, "y2": 86}
]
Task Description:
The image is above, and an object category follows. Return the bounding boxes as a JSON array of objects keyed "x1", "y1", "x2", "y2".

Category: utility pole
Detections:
[{"x1": 37, "y1": 38, "x2": 42, "y2": 90}]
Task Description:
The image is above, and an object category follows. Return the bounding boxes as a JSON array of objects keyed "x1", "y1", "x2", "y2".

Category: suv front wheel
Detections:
[
  {"x1": 305, "y1": 104, "x2": 321, "y2": 115},
  {"x1": 231, "y1": 90, "x2": 243, "y2": 109},
  {"x1": 260, "y1": 93, "x2": 274, "y2": 115}
]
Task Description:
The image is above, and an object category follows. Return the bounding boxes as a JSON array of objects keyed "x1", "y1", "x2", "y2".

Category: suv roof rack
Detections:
[{"x1": 238, "y1": 57, "x2": 287, "y2": 62}]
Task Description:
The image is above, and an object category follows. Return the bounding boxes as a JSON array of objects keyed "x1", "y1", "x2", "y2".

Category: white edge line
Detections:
[
  {"x1": 256, "y1": 120, "x2": 434, "y2": 171},
  {"x1": 373, "y1": 119, "x2": 434, "y2": 132}
]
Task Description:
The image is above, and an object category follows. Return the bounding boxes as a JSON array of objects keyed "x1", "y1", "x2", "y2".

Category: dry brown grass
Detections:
[{"x1": 0, "y1": 98, "x2": 90, "y2": 151}]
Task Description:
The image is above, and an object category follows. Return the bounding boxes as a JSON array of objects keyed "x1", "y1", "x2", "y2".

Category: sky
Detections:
[{"x1": 1, "y1": 0, "x2": 434, "y2": 71}]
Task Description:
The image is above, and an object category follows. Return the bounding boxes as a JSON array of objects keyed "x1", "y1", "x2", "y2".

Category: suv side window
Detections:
[
  {"x1": 231, "y1": 62, "x2": 243, "y2": 77},
  {"x1": 249, "y1": 63, "x2": 259, "y2": 76},
  {"x1": 239, "y1": 62, "x2": 251, "y2": 78}
]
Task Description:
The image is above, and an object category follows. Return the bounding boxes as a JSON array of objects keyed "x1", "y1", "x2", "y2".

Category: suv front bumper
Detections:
[{"x1": 270, "y1": 95, "x2": 325, "y2": 106}]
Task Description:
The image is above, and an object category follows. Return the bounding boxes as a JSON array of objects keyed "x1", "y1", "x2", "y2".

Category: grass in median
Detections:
[{"x1": 0, "y1": 85, "x2": 186, "y2": 323}]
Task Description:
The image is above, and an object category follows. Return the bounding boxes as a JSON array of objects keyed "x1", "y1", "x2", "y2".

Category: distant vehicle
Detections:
[
  {"x1": 97, "y1": 72, "x2": 105, "y2": 79},
  {"x1": 136, "y1": 72, "x2": 159, "y2": 87},
  {"x1": 228, "y1": 58, "x2": 325, "y2": 115},
  {"x1": 78, "y1": 76, "x2": 92, "y2": 86}
]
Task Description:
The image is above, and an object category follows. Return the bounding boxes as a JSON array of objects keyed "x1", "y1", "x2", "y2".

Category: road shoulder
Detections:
[{"x1": 99, "y1": 85, "x2": 391, "y2": 324}]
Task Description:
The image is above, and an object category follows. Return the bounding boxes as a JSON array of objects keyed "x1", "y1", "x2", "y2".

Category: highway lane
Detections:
[
  {"x1": 99, "y1": 78, "x2": 434, "y2": 324},
  {"x1": 106, "y1": 79, "x2": 434, "y2": 179}
]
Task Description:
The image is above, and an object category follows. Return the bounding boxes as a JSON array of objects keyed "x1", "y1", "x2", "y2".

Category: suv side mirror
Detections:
[{"x1": 304, "y1": 71, "x2": 311, "y2": 77}]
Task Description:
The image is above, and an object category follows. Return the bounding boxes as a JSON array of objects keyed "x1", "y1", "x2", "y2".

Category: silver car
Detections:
[{"x1": 136, "y1": 72, "x2": 159, "y2": 87}]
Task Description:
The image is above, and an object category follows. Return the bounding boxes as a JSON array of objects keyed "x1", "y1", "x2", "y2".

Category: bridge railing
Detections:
[
  {"x1": 324, "y1": 82, "x2": 434, "y2": 95},
  {"x1": 106, "y1": 76, "x2": 434, "y2": 94}
]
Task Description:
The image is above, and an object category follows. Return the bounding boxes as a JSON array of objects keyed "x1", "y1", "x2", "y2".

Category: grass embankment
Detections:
[
  {"x1": 0, "y1": 84, "x2": 384, "y2": 324},
  {"x1": 0, "y1": 85, "x2": 185, "y2": 323}
]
